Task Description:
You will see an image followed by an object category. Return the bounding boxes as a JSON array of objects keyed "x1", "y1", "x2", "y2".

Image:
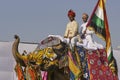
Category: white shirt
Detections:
[
  {"x1": 78, "y1": 22, "x2": 103, "y2": 50},
  {"x1": 80, "y1": 22, "x2": 88, "y2": 34}
]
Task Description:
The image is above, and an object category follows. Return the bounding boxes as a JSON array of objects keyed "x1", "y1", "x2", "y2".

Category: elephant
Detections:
[
  {"x1": 12, "y1": 35, "x2": 70, "y2": 80},
  {"x1": 12, "y1": 35, "x2": 118, "y2": 80}
]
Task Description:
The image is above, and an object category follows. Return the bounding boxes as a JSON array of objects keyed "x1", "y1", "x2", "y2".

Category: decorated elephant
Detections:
[
  {"x1": 12, "y1": 35, "x2": 71, "y2": 80},
  {"x1": 12, "y1": 35, "x2": 118, "y2": 80}
]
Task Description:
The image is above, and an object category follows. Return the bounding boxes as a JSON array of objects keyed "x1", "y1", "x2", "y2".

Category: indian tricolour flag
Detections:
[
  {"x1": 87, "y1": 0, "x2": 112, "y2": 61},
  {"x1": 87, "y1": 0, "x2": 118, "y2": 76}
]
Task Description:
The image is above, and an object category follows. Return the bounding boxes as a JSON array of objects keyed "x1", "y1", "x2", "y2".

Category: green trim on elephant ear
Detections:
[{"x1": 109, "y1": 57, "x2": 118, "y2": 76}]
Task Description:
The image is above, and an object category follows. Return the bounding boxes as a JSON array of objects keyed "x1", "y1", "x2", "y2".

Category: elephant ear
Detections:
[
  {"x1": 59, "y1": 55, "x2": 68, "y2": 69},
  {"x1": 36, "y1": 36, "x2": 61, "y2": 50}
]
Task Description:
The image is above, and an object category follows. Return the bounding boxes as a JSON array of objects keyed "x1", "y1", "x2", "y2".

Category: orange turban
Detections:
[{"x1": 68, "y1": 9, "x2": 76, "y2": 17}]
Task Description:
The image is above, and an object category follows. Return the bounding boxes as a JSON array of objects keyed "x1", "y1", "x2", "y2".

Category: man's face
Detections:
[
  {"x1": 68, "y1": 15, "x2": 74, "y2": 21},
  {"x1": 82, "y1": 15, "x2": 88, "y2": 23}
]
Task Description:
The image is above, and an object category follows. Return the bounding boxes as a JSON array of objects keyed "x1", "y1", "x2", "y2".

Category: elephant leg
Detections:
[{"x1": 47, "y1": 68, "x2": 69, "y2": 80}]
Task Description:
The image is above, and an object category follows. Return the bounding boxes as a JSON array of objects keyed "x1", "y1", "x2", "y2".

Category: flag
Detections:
[
  {"x1": 87, "y1": 0, "x2": 118, "y2": 76},
  {"x1": 87, "y1": 0, "x2": 112, "y2": 61}
]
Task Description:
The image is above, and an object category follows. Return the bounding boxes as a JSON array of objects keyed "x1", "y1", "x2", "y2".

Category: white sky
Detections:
[{"x1": 0, "y1": 0, "x2": 120, "y2": 48}]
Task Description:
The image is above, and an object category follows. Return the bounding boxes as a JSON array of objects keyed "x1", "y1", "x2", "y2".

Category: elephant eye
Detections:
[{"x1": 48, "y1": 50, "x2": 52, "y2": 53}]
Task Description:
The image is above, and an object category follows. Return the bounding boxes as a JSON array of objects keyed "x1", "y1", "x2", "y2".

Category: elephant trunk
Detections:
[{"x1": 12, "y1": 35, "x2": 26, "y2": 66}]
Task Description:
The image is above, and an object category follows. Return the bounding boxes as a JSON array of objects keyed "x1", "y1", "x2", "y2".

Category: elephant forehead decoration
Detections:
[{"x1": 27, "y1": 47, "x2": 57, "y2": 65}]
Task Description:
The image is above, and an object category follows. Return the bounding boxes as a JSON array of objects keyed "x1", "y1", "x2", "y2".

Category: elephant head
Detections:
[{"x1": 12, "y1": 35, "x2": 69, "y2": 70}]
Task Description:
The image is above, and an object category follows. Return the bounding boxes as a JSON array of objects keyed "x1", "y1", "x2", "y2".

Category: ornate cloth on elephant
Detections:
[
  {"x1": 76, "y1": 46, "x2": 90, "y2": 79},
  {"x1": 86, "y1": 49, "x2": 118, "y2": 80},
  {"x1": 41, "y1": 71, "x2": 48, "y2": 80},
  {"x1": 36, "y1": 36, "x2": 61, "y2": 50},
  {"x1": 25, "y1": 66, "x2": 38, "y2": 80},
  {"x1": 67, "y1": 50, "x2": 81, "y2": 79},
  {"x1": 14, "y1": 63, "x2": 25, "y2": 80}
]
